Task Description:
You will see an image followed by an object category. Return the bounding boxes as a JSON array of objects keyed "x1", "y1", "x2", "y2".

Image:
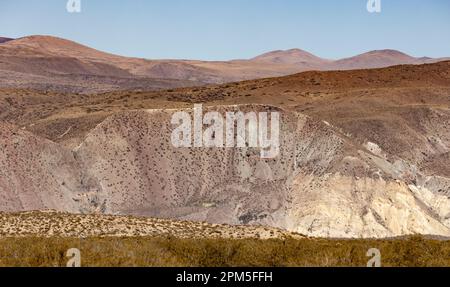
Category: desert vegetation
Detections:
[
  {"x1": 0, "y1": 212, "x2": 448, "y2": 267},
  {"x1": 0, "y1": 236, "x2": 449, "y2": 267}
]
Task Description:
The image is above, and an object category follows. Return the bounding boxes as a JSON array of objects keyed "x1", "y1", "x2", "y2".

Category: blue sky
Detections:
[{"x1": 0, "y1": 0, "x2": 449, "y2": 60}]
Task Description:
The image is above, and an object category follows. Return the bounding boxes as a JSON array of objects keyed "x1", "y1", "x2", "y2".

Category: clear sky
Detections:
[{"x1": 1, "y1": 0, "x2": 449, "y2": 60}]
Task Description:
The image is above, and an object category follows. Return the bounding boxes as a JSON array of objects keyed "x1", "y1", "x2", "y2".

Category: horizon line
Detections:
[{"x1": 1, "y1": 34, "x2": 446, "y2": 62}]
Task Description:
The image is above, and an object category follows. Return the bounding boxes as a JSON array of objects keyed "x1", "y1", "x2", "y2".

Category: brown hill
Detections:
[
  {"x1": 328, "y1": 49, "x2": 450, "y2": 70},
  {"x1": 0, "y1": 36, "x2": 203, "y2": 93},
  {"x1": 329, "y1": 49, "x2": 417, "y2": 70},
  {"x1": 250, "y1": 48, "x2": 331, "y2": 66}
]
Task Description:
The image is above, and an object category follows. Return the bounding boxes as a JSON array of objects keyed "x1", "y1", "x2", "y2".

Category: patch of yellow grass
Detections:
[{"x1": 0, "y1": 236, "x2": 449, "y2": 267}]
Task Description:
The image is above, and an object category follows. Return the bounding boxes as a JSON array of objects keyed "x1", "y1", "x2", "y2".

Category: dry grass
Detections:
[{"x1": 0, "y1": 236, "x2": 449, "y2": 267}]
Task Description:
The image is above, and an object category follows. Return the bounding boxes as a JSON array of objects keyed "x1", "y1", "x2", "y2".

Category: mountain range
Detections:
[{"x1": 1, "y1": 35, "x2": 448, "y2": 93}]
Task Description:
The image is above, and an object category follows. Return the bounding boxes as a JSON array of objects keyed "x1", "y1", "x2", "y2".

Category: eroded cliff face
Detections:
[
  {"x1": 0, "y1": 123, "x2": 83, "y2": 212},
  {"x1": 74, "y1": 106, "x2": 298, "y2": 224},
  {"x1": 1, "y1": 105, "x2": 450, "y2": 238}
]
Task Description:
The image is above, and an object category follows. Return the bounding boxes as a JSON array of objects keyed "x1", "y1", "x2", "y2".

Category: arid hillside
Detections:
[
  {"x1": 1, "y1": 61, "x2": 450, "y2": 238},
  {"x1": 1, "y1": 35, "x2": 448, "y2": 94},
  {"x1": 0, "y1": 211, "x2": 301, "y2": 239}
]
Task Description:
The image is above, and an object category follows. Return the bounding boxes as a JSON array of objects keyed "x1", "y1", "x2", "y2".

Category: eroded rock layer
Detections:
[{"x1": 1, "y1": 105, "x2": 450, "y2": 238}]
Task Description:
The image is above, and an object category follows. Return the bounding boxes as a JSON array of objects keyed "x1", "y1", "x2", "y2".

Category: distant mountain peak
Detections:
[
  {"x1": 362, "y1": 49, "x2": 414, "y2": 58},
  {"x1": 2, "y1": 35, "x2": 122, "y2": 60},
  {"x1": 251, "y1": 48, "x2": 329, "y2": 65},
  {"x1": 329, "y1": 49, "x2": 418, "y2": 70},
  {"x1": 11, "y1": 35, "x2": 95, "y2": 49}
]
